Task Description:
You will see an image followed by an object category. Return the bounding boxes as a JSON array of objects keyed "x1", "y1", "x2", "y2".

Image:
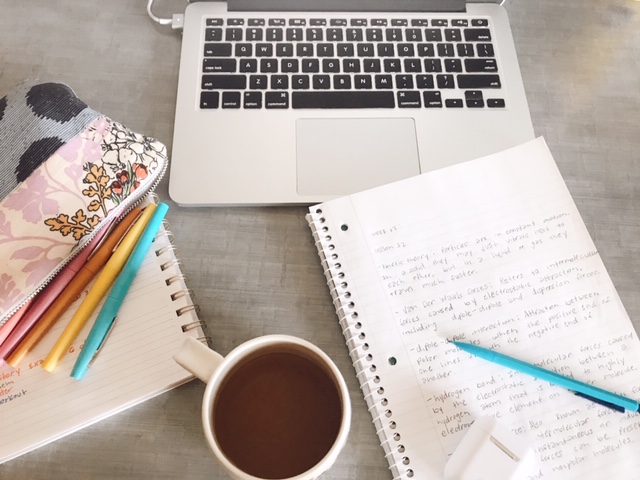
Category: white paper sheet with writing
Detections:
[
  {"x1": 307, "y1": 138, "x2": 640, "y2": 480},
  {"x1": 0, "y1": 226, "x2": 203, "y2": 464}
]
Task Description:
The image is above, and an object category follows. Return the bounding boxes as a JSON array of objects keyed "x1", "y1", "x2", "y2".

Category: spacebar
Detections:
[{"x1": 292, "y1": 91, "x2": 395, "y2": 109}]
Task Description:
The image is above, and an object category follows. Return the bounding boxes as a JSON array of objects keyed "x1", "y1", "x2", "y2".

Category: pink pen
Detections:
[
  {"x1": 0, "y1": 300, "x2": 32, "y2": 347},
  {"x1": 0, "y1": 218, "x2": 116, "y2": 361}
]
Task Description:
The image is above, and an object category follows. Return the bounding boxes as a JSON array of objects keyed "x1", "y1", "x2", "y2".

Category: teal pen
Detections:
[
  {"x1": 71, "y1": 203, "x2": 169, "y2": 380},
  {"x1": 452, "y1": 341, "x2": 639, "y2": 413}
]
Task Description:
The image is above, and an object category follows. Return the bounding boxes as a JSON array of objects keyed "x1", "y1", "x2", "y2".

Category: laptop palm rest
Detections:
[{"x1": 296, "y1": 117, "x2": 421, "y2": 196}]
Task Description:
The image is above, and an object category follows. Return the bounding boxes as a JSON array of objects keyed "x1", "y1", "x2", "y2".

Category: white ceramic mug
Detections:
[{"x1": 174, "y1": 335, "x2": 351, "y2": 480}]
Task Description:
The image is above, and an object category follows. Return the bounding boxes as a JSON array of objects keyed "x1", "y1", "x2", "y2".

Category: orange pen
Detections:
[{"x1": 6, "y1": 207, "x2": 143, "y2": 368}]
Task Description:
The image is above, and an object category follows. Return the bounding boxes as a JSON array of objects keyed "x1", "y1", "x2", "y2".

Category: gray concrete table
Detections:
[{"x1": 1, "y1": 1, "x2": 638, "y2": 478}]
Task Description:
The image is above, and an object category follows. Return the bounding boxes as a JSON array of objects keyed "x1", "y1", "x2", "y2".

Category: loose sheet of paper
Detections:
[{"x1": 317, "y1": 138, "x2": 640, "y2": 479}]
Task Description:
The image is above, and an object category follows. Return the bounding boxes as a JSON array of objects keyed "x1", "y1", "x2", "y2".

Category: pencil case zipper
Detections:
[{"x1": 0, "y1": 115, "x2": 168, "y2": 326}]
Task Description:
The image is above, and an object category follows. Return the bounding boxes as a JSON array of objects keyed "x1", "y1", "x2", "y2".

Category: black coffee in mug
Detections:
[{"x1": 212, "y1": 347, "x2": 344, "y2": 479}]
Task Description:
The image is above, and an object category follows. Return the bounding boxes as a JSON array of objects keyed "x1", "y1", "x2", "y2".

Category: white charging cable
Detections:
[{"x1": 146, "y1": 0, "x2": 186, "y2": 30}]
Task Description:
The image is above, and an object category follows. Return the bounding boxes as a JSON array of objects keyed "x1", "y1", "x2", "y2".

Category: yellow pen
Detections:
[{"x1": 42, "y1": 203, "x2": 157, "y2": 372}]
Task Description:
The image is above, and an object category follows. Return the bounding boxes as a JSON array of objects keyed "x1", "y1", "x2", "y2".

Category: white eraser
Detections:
[{"x1": 444, "y1": 416, "x2": 534, "y2": 480}]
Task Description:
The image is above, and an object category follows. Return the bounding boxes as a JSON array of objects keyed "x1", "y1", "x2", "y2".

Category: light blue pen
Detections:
[
  {"x1": 452, "y1": 340, "x2": 639, "y2": 413},
  {"x1": 71, "y1": 202, "x2": 169, "y2": 380}
]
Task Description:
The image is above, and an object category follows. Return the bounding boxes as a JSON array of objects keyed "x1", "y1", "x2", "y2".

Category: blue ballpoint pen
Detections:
[
  {"x1": 71, "y1": 203, "x2": 169, "y2": 380},
  {"x1": 452, "y1": 341, "x2": 640, "y2": 413}
]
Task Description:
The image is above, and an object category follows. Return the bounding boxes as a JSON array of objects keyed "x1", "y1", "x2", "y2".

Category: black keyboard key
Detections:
[
  {"x1": 292, "y1": 75, "x2": 310, "y2": 90},
  {"x1": 436, "y1": 74, "x2": 455, "y2": 89},
  {"x1": 235, "y1": 43, "x2": 252, "y2": 56},
  {"x1": 290, "y1": 19, "x2": 306, "y2": 26},
  {"x1": 227, "y1": 18, "x2": 244, "y2": 26},
  {"x1": 465, "y1": 90, "x2": 485, "y2": 108},
  {"x1": 302, "y1": 59, "x2": 320, "y2": 72},
  {"x1": 471, "y1": 19, "x2": 489, "y2": 27},
  {"x1": 246, "y1": 28, "x2": 263, "y2": 41},
  {"x1": 445, "y1": 98, "x2": 463, "y2": 108},
  {"x1": 425, "y1": 29, "x2": 442, "y2": 42},
  {"x1": 397, "y1": 91, "x2": 421, "y2": 108},
  {"x1": 404, "y1": 59, "x2": 422, "y2": 72},
  {"x1": 417, "y1": 43, "x2": 435, "y2": 57},
  {"x1": 424, "y1": 58, "x2": 442, "y2": 72},
  {"x1": 411, "y1": 19, "x2": 429, "y2": 27},
  {"x1": 225, "y1": 28, "x2": 243, "y2": 41},
  {"x1": 423, "y1": 91, "x2": 443, "y2": 108},
  {"x1": 202, "y1": 74, "x2": 247, "y2": 90},
  {"x1": 255, "y1": 43, "x2": 274, "y2": 57},
  {"x1": 445, "y1": 59, "x2": 462, "y2": 72},
  {"x1": 317, "y1": 43, "x2": 334, "y2": 56},
  {"x1": 265, "y1": 91, "x2": 289, "y2": 108},
  {"x1": 457, "y1": 74, "x2": 501, "y2": 88},
  {"x1": 306, "y1": 28, "x2": 323, "y2": 41},
  {"x1": 312, "y1": 75, "x2": 331, "y2": 89},
  {"x1": 477, "y1": 43, "x2": 495, "y2": 57},
  {"x1": 416, "y1": 74, "x2": 434, "y2": 89},
  {"x1": 452, "y1": 19, "x2": 469, "y2": 27},
  {"x1": 437, "y1": 43, "x2": 455, "y2": 57},
  {"x1": 205, "y1": 28, "x2": 223, "y2": 41},
  {"x1": 203, "y1": 58, "x2": 237, "y2": 73},
  {"x1": 327, "y1": 28, "x2": 343, "y2": 41},
  {"x1": 432, "y1": 19, "x2": 448, "y2": 27},
  {"x1": 457, "y1": 43, "x2": 475, "y2": 57},
  {"x1": 366, "y1": 28, "x2": 383, "y2": 41},
  {"x1": 386, "y1": 28, "x2": 403, "y2": 41},
  {"x1": 310, "y1": 18, "x2": 327, "y2": 26},
  {"x1": 249, "y1": 75, "x2": 268, "y2": 89},
  {"x1": 465, "y1": 58, "x2": 498, "y2": 72},
  {"x1": 271, "y1": 75, "x2": 289, "y2": 89},
  {"x1": 297, "y1": 43, "x2": 314, "y2": 56},
  {"x1": 204, "y1": 43, "x2": 232, "y2": 57},
  {"x1": 206, "y1": 19, "x2": 223, "y2": 27},
  {"x1": 330, "y1": 19, "x2": 347, "y2": 26},
  {"x1": 357, "y1": 43, "x2": 375, "y2": 57},
  {"x1": 343, "y1": 59, "x2": 361, "y2": 73},
  {"x1": 377, "y1": 43, "x2": 395, "y2": 57},
  {"x1": 487, "y1": 98, "x2": 506, "y2": 108},
  {"x1": 276, "y1": 43, "x2": 294, "y2": 57},
  {"x1": 371, "y1": 19, "x2": 387, "y2": 27},
  {"x1": 363, "y1": 59, "x2": 382, "y2": 72},
  {"x1": 465, "y1": 28, "x2": 492, "y2": 42},
  {"x1": 334, "y1": 75, "x2": 352, "y2": 89},
  {"x1": 286, "y1": 28, "x2": 303, "y2": 41},
  {"x1": 347, "y1": 28, "x2": 364, "y2": 41},
  {"x1": 405, "y1": 28, "x2": 423, "y2": 41},
  {"x1": 397, "y1": 44, "x2": 415, "y2": 56},
  {"x1": 281, "y1": 59, "x2": 299, "y2": 73},
  {"x1": 375, "y1": 74, "x2": 393, "y2": 89},
  {"x1": 322, "y1": 58, "x2": 341, "y2": 73},
  {"x1": 269, "y1": 19, "x2": 286, "y2": 26},
  {"x1": 200, "y1": 91, "x2": 219, "y2": 109},
  {"x1": 395, "y1": 74, "x2": 414, "y2": 89},
  {"x1": 391, "y1": 19, "x2": 408, "y2": 27},
  {"x1": 354, "y1": 75, "x2": 373, "y2": 89},
  {"x1": 239, "y1": 59, "x2": 258, "y2": 73},
  {"x1": 248, "y1": 19, "x2": 265, "y2": 27},
  {"x1": 383, "y1": 58, "x2": 402, "y2": 72},
  {"x1": 351, "y1": 19, "x2": 367, "y2": 26},
  {"x1": 266, "y1": 28, "x2": 283, "y2": 41},
  {"x1": 337, "y1": 43, "x2": 355, "y2": 57},
  {"x1": 292, "y1": 91, "x2": 395, "y2": 108},
  {"x1": 445, "y1": 28, "x2": 462, "y2": 42},
  {"x1": 222, "y1": 92, "x2": 241, "y2": 108},
  {"x1": 260, "y1": 59, "x2": 278, "y2": 73}
]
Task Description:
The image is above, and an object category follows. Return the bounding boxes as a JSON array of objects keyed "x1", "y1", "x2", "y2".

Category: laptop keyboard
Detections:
[{"x1": 200, "y1": 16, "x2": 505, "y2": 110}]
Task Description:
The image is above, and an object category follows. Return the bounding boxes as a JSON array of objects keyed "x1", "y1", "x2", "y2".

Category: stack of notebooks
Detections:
[
  {"x1": 307, "y1": 137, "x2": 640, "y2": 479},
  {"x1": 0, "y1": 221, "x2": 204, "y2": 463}
]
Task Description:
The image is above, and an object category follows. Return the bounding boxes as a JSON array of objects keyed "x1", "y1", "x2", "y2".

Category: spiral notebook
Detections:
[
  {"x1": 0, "y1": 223, "x2": 204, "y2": 464},
  {"x1": 306, "y1": 137, "x2": 640, "y2": 479}
]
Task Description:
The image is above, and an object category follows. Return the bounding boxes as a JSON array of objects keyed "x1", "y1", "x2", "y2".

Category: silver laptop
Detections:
[{"x1": 170, "y1": 0, "x2": 534, "y2": 206}]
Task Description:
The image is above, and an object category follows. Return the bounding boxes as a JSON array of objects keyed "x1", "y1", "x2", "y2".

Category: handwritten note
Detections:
[{"x1": 311, "y1": 138, "x2": 640, "y2": 479}]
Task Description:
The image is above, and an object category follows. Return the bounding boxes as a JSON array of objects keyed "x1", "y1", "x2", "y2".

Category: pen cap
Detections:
[{"x1": 444, "y1": 416, "x2": 534, "y2": 480}]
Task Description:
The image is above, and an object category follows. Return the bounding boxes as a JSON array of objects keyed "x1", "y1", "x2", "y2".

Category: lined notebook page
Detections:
[
  {"x1": 0, "y1": 225, "x2": 203, "y2": 464},
  {"x1": 308, "y1": 137, "x2": 640, "y2": 479}
]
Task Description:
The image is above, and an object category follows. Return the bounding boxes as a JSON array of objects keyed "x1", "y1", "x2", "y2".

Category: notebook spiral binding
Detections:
[
  {"x1": 306, "y1": 210, "x2": 414, "y2": 480},
  {"x1": 155, "y1": 225, "x2": 207, "y2": 346}
]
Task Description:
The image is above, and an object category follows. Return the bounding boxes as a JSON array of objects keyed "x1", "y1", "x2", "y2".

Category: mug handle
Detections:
[{"x1": 174, "y1": 337, "x2": 224, "y2": 382}]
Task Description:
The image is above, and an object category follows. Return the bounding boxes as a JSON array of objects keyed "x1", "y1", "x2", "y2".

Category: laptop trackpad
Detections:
[{"x1": 296, "y1": 118, "x2": 420, "y2": 196}]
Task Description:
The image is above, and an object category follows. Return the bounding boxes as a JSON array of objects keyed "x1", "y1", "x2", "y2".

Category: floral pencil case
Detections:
[{"x1": 0, "y1": 80, "x2": 167, "y2": 325}]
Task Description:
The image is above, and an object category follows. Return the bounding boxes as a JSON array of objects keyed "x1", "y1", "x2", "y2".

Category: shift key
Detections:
[
  {"x1": 457, "y1": 74, "x2": 501, "y2": 89},
  {"x1": 201, "y1": 74, "x2": 247, "y2": 90}
]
